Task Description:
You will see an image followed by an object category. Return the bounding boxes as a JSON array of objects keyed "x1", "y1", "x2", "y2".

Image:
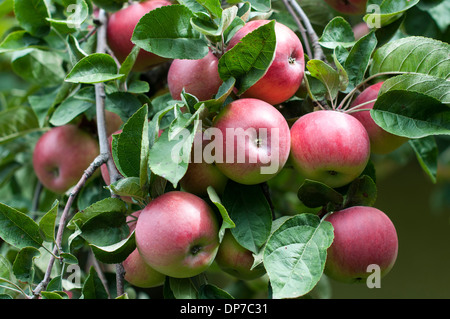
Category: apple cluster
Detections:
[{"x1": 31, "y1": 0, "x2": 401, "y2": 290}]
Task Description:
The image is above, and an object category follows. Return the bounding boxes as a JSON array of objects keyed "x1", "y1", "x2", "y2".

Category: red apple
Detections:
[
  {"x1": 227, "y1": 20, "x2": 305, "y2": 105},
  {"x1": 107, "y1": 0, "x2": 171, "y2": 72},
  {"x1": 211, "y1": 98, "x2": 291, "y2": 185},
  {"x1": 324, "y1": 206, "x2": 398, "y2": 283},
  {"x1": 179, "y1": 132, "x2": 228, "y2": 197},
  {"x1": 33, "y1": 125, "x2": 99, "y2": 194},
  {"x1": 350, "y1": 82, "x2": 409, "y2": 154},
  {"x1": 168, "y1": 50, "x2": 223, "y2": 101},
  {"x1": 135, "y1": 191, "x2": 220, "y2": 278},
  {"x1": 323, "y1": 0, "x2": 368, "y2": 15},
  {"x1": 290, "y1": 110, "x2": 370, "y2": 188},
  {"x1": 123, "y1": 210, "x2": 166, "y2": 288},
  {"x1": 352, "y1": 22, "x2": 370, "y2": 40},
  {"x1": 214, "y1": 230, "x2": 266, "y2": 280},
  {"x1": 103, "y1": 110, "x2": 123, "y2": 137}
]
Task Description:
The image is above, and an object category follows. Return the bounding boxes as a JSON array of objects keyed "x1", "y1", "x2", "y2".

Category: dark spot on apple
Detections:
[
  {"x1": 328, "y1": 170, "x2": 338, "y2": 176},
  {"x1": 288, "y1": 56, "x2": 296, "y2": 64},
  {"x1": 190, "y1": 245, "x2": 202, "y2": 255}
]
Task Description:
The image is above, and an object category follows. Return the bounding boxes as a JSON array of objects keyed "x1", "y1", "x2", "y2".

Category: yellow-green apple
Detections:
[
  {"x1": 168, "y1": 50, "x2": 223, "y2": 101},
  {"x1": 324, "y1": 206, "x2": 398, "y2": 283},
  {"x1": 350, "y1": 82, "x2": 409, "y2": 154},
  {"x1": 123, "y1": 210, "x2": 166, "y2": 288},
  {"x1": 135, "y1": 191, "x2": 220, "y2": 278},
  {"x1": 211, "y1": 98, "x2": 291, "y2": 185},
  {"x1": 323, "y1": 0, "x2": 368, "y2": 15},
  {"x1": 290, "y1": 110, "x2": 370, "y2": 188},
  {"x1": 214, "y1": 230, "x2": 266, "y2": 280},
  {"x1": 227, "y1": 20, "x2": 305, "y2": 105},
  {"x1": 107, "y1": 0, "x2": 171, "y2": 72},
  {"x1": 32, "y1": 125, "x2": 99, "y2": 194},
  {"x1": 179, "y1": 132, "x2": 228, "y2": 197}
]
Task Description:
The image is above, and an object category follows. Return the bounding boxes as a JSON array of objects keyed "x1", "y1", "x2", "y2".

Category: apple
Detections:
[
  {"x1": 324, "y1": 206, "x2": 398, "y2": 283},
  {"x1": 168, "y1": 50, "x2": 223, "y2": 101},
  {"x1": 107, "y1": 0, "x2": 171, "y2": 72},
  {"x1": 103, "y1": 110, "x2": 123, "y2": 137},
  {"x1": 352, "y1": 22, "x2": 370, "y2": 40},
  {"x1": 214, "y1": 230, "x2": 266, "y2": 280},
  {"x1": 179, "y1": 132, "x2": 228, "y2": 197},
  {"x1": 33, "y1": 125, "x2": 99, "y2": 194},
  {"x1": 227, "y1": 20, "x2": 305, "y2": 105},
  {"x1": 290, "y1": 110, "x2": 370, "y2": 188},
  {"x1": 323, "y1": 0, "x2": 368, "y2": 15},
  {"x1": 350, "y1": 82, "x2": 409, "y2": 154},
  {"x1": 211, "y1": 98, "x2": 291, "y2": 185},
  {"x1": 135, "y1": 191, "x2": 220, "y2": 278},
  {"x1": 123, "y1": 210, "x2": 166, "y2": 288}
]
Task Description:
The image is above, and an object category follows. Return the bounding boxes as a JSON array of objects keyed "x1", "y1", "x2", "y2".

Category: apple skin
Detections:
[
  {"x1": 123, "y1": 210, "x2": 166, "y2": 288},
  {"x1": 352, "y1": 22, "x2": 370, "y2": 40},
  {"x1": 107, "y1": 0, "x2": 171, "y2": 72},
  {"x1": 212, "y1": 98, "x2": 291, "y2": 185},
  {"x1": 290, "y1": 110, "x2": 370, "y2": 188},
  {"x1": 168, "y1": 50, "x2": 223, "y2": 101},
  {"x1": 104, "y1": 110, "x2": 123, "y2": 137},
  {"x1": 227, "y1": 20, "x2": 305, "y2": 105},
  {"x1": 214, "y1": 230, "x2": 266, "y2": 280},
  {"x1": 33, "y1": 125, "x2": 99, "y2": 194},
  {"x1": 135, "y1": 191, "x2": 220, "y2": 278},
  {"x1": 350, "y1": 82, "x2": 409, "y2": 154},
  {"x1": 324, "y1": 206, "x2": 398, "y2": 283},
  {"x1": 179, "y1": 132, "x2": 228, "y2": 197},
  {"x1": 323, "y1": 0, "x2": 368, "y2": 15}
]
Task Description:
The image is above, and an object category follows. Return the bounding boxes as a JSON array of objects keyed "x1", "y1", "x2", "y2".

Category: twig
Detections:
[{"x1": 281, "y1": 0, "x2": 312, "y2": 59}]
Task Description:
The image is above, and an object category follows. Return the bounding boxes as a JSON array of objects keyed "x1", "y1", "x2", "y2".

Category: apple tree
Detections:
[{"x1": 0, "y1": 0, "x2": 449, "y2": 300}]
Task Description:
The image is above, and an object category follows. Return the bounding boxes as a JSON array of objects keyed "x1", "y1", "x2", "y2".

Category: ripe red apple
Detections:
[
  {"x1": 33, "y1": 125, "x2": 99, "y2": 194},
  {"x1": 135, "y1": 191, "x2": 220, "y2": 278},
  {"x1": 350, "y1": 82, "x2": 409, "y2": 154},
  {"x1": 168, "y1": 50, "x2": 223, "y2": 101},
  {"x1": 214, "y1": 230, "x2": 266, "y2": 280},
  {"x1": 324, "y1": 206, "x2": 398, "y2": 283},
  {"x1": 107, "y1": 0, "x2": 171, "y2": 72},
  {"x1": 103, "y1": 110, "x2": 123, "y2": 137},
  {"x1": 123, "y1": 210, "x2": 166, "y2": 288},
  {"x1": 179, "y1": 132, "x2": 228, "y2": 197},
  {"x1": 227, "y1": 20, "x2": 305, "y2": 105},
  {"x1": 290, "y1": 110, "x2": 370, "y2": 188},
  {"x1": 211, "y1": 98, "x2": 291, "y2": 185},
  {"x1": 323, "y1": 0, "x2": 368, "y2": 15}
]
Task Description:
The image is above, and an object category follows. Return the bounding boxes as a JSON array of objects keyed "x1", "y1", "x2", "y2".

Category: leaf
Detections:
[
  {"x1": 222, "y1": 181, "x2": 272, "y2": 254},
  {"x1": 0, "y1": 107, "x2": 40, "y2": 145},
  {"x1": 14, "y1": 0, "x2": 51, "y2": 37},
  {"x1": 371, "y1": 90, "x2": 450, "y2": 138},
  {"x1": 81, "y1": 267, "x2": 109, "y2": 299},
  {"x1": 65, "y1": 53, "x2": 124, "y2": 84},
  {"x1": 90, "y1": 231, "x2": 136, "y2": 264},
  {"x1": 38, "y1": 200, "x2": 58, "y2": 242},
  {"x1": 12, "y1": 247, "x2": 40, "y2": 283},
  {"x1": 198, "y1": 284, "x2": 234, "y2": 299},
  {"x1": 263, "y1": 214, "x2": 334, "y2": 299},
  {"x1": 319, "y1": 17, "x2": 355, "y2": 49},
  {"x1": 297, "y1": 180, "x2": 344, "y2": 209},
  {"x1": 218, "y1": 20, "x2": 276, "y2": 95},
  {"x1": 91, "y1": 0, "x2": 127, "y2": 12},
  {"x1": 344, "y1": 31, "x2": 377, "y2": 90},
  {"x1": 207, "y1": 186, "x2": 235, "y2": 242},
  {"x1": 195, "y1": 0, "x2": 222, "y2": 19},
  {"x1": 0, "y1": 202, "x2": 43, "y2": 249},
  {"x1": 0, "y1": 30, "x2": 46, "y2": 53},
  {"x1": 46, "y1": 0, "x2": 89, "y2": 33},
  {"x1": 409, "y1": 136, "x2": 438, "y2": 183},
  {"x1": 169, "y1": 277, "x2": 198, "y2": 299},
  {"x1": 306, "y1": 60, "x2": 340, "y2": 102},
  {"x1": 370, "y1": 36, "x2": 450, "y2": 80},
  {"x1": 343, "y1": 175, "x2": 378, "y2": 207},
  {"x1": 49, "y1": 88, "x2": 95, "y2": 126},
  {"x1": 132, "y1": 4, "x2": 209, "y2": 60},
  {"x1": 109, "y1": 177, "x2": 148, "y2": 201},
  {"x1": 364, "y1": 0, "x2": 420, "y2": 28}
]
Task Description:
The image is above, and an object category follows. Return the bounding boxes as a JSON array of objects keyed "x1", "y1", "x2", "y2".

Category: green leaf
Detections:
[
  {"x1": 370, "y1": 36, "x2": 450, "y2": 79},
  {"x1": 297, "y1": 180, "x2": 344, "y2": 209},
  {"x1": 319, "y1": 17, "x2": 355, "y2": 49},
  {"x1": 364, "y1": 0, "x2": 420, "y2": 27},
  {"x1": 49, "y1": 88, "x2": 95, "y2": 126},
  {"x1": 222, "y1": 181, "x2": 272, "y2": 254},
  {"x1": 12, "y1": 246, "x2": 40, "y2": 283},
  {"x1": 195, "y1": 0, "x2": 222, "y2": 19},
  {"x1": 207, "y1": 186, "x2": 235, "y2": 242},
  {"x1": 46, "y1": 0, "x2": 89, "y2": 33},
  {"x1": 306, "y1": 60, "x2": 340, "y2": 102},
  {"x1": 0, "y1": 107, "x2": 40, "y2": 145},
  {"x1": 38, "y1": 200, "x2": 58, "y2": 242},
  {"x1": 0, "y1": 202, "x2": 43, "y2": 249},
  {"x1": 91, "y1": 0, "x2": 127, "y2": 12},
  {"x1": 0, "y1": 30, "x2": 46, "y2": 53},
  {"x1": 108, "y1": 177, "x2": 148, "y2": 202},
  {"x1": 199, "y1": 77, "x2": 236, "y2": 113},
  {"x1": 198, "y1": 284, "x2": 234, "y2": 299},
  {"x1": 65, "y1": 53, "x2": 124, "y2": 84},
  {"x1": 409, "y1": 136, "x2": 438, "y2": 183},
  {"x1": 218, "y1": 20, "x2": 276, "y2": 95},
  {"x1": 343, "y1": 175, "x2": 378, "y2": 207},
  {"x1": 169, "y1": 277, "x2": 198, "y2": 299},
  {"x1": 105, "y1": 92, "x2": 143, "y2": 122},
  {"x1": 263, "y1": 214, "x2": 334, "y2": 299},
  {"x1": 371, "y1": 90, "x2": 450, "y2": 138},
  {"x1": 14, "y1": 0, "x2": 50, "y2": 37},
  {"x1": 247, "y1": 0, "x2": 271, "y2": 12},
  {"x1": 344, "y1": 31, "x2": 377, "y2": 90},
  {"x1": 90, "y1": 231, "x2": 136, "y2": 264},
  {"x1": 132, "y1": 4, "x2": 209, "y2": 60},
  {"x1": 81, "y1": 267, "x2": 109, "y2": 299}
]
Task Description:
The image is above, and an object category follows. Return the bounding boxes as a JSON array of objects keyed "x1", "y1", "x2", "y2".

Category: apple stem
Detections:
[{"x1": 344, "y1": 99, "x2": 378, "y2": 114}]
